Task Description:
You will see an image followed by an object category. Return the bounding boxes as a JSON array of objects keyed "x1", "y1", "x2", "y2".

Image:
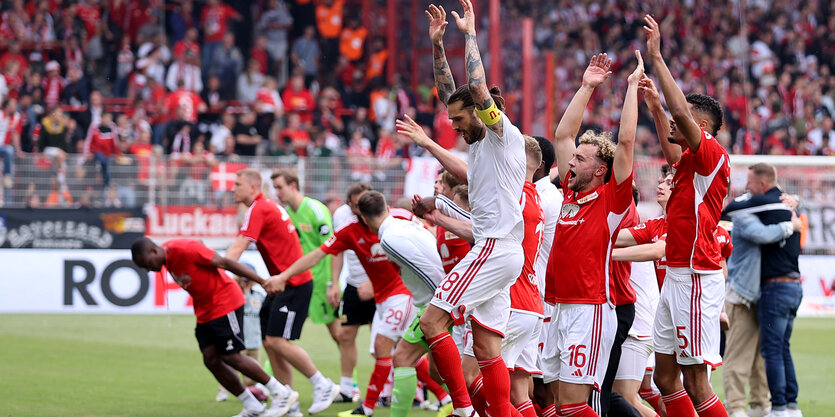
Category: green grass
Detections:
[{"x1": 1, "y1": 315, "x2": 833, "y2": 416}]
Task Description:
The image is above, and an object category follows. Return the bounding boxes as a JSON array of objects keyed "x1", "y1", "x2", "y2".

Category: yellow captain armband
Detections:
[{"x1": 476, "y1": 102, "x2": 502, "y2": 126}]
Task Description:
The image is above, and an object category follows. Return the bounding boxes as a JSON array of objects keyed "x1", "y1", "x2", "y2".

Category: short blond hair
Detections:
[
  {"x1": 524, "y1": 135, "x2": 542, "y2": 167},
  {"x1": 236, "y1": 168, "x2": 262, "y2": 187},
  {"x1": 578, "y1": 130, "x2": 615, "y2": 166}
]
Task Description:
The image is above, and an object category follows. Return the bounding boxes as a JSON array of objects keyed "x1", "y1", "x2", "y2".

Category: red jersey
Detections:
[
  {"x1": 546, "y1": 172, "x2": 634, "y2": 305},
  {"x1": 173, "y1": 40, "x2": 200, "y2": 59},
  {"x1": 666, "y1": 129, "x2": 730, "y2": 272},
  {"x1": 162, "y1": 239, "x2": 245, "y2": 323},
  {"x1": 85, "y1": 125, "x2": 121, "y2": 156},
  {"x1": 281, "y1": 88, "x2": 315, "y2": 124},
  {"x1": 714, "y1": 224, "x2": 733, "y2": 260},
  {"x1": 510, "y1": 182, "x2": 545, "y2": 315},
  {"x1": 320, "y1": 208, "x2": 413, "y2": 302},
  {"x1": 0, "y1": 111, "x2": 22, "y2": 146},
  {"x1": 201, "y1": 4, "x2": 236, "y2": 43},
  {"x1": 436, "y1": 225, "x2": 470, "y2": 273},
  {"x1": 609, "y1": 202, "x2": 639, "y2": 306},
  {"x1": 165, "y1": 89, "x2": 204, "y2": 123},
  {"x1": 628, "y1": 216, "x2": 668, "y2": 289},
  {"x1": 240, "y1": 194, "x2": 313, "y2": 287},
  {"x1": 43, "y1": 76, "x2": 64, "y2": 108}
]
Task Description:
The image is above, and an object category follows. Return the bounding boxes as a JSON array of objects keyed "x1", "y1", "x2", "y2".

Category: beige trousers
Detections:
[{"x1": 722, "y1": 301, "x2": 770, "y2": 412}]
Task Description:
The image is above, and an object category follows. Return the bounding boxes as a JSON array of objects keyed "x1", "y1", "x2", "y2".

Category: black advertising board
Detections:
[{"x1": 0, "y1": 208, "x2": 146, "y2": 249}]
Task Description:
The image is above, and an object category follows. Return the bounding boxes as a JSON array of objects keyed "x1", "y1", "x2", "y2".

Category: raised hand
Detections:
[
  {"x1": 627, "y1": 50, "x2": 645, "y2": 85},
  {"x1": 638, "y1": 74, "x2": 660, "y2": 103},
  {"x1": 582, "y1": 53, "x2": 613, "y2": 89},
  {"x1": 426, "y1": 4, "x2": 448, "y2": 44},
  {"x1": 450, "y1": 0, "x2": 476, "y2": 35},
  {"x1": 643, "y1": 15, "x2": 661, "y2": 58},
  {"x1": 396, "y1": 115, "x2": 432, "y2": 148}
]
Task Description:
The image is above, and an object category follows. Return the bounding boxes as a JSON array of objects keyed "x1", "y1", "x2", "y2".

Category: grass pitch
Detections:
[{"x1": 1, "y1": 315, "x2": 833, "y2": 416}]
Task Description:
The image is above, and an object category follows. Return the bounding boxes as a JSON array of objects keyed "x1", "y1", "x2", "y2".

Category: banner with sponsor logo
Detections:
[
  {"x1": 145, "y1": 205, "x2": 239, "y2": 249},
  {"x1": 0, "y1": 208, "x2": 145, "y2": 249},
  {"x1": 797, "y1": 255, "x2": 835, "y2": 317},
  {"x1": 0, "y1": 250, "x2": 269, "y2": 314}
]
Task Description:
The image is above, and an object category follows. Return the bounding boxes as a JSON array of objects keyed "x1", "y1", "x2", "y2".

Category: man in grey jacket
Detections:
[{"x1": 722, "y1": 202, "x2": 802, "y2": 417}]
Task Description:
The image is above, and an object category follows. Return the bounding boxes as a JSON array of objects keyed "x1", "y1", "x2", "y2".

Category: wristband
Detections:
[{"x1": 476, "y1": 102, "x2": 502, "y2": 126}]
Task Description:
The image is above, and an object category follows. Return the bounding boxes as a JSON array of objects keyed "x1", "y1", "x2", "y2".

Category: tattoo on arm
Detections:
[
  {"x1": 432, "y1": 42, "x2": 456, "y2": 106},
  {"x1": 464, "y1": 33, "x2": 492, "y2": 110}
]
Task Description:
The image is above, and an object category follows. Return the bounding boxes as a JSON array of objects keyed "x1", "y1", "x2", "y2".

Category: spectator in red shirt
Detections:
[
  {"x1": 173, "y1": 27, "x2": 201, "y2": 60},
  {"x1": 282, "y1": 74, "x2": 315, "y2": 125},
  {"x1": 279, "y1": 113, "x2": 310, "y2": 156},
  {"x1": 130, "y1": 237, "x2": 299, "y2": 417},
  {"x1": 84, "y1": 112, "x2": 120, "y2": 187},
  {"x1": 0, "y1": 42, "x2": 27, "y2": 74},
  {"x1": 76, "y1": 0, "x2": 101, "y2": 38},
  {"x1": 200, "y1": 0, "x2": 241, "y2": 76},
  {"x1": 251, "y1": 35, "x2": 270, "y2": 75}
]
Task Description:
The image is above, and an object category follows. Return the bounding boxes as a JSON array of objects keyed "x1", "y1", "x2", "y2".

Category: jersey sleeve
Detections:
[
  {"x1": 608, "y1": 171, "x2": 634, "y2": 213},
  {"x1": 239, "y1": 203, "x2": 263, "y2": 242},
  {"x1": 628, "y1": 221, "x2": 654, "y2": 245},
  {"x1": 320, "y1": 227, "x2": 351, "y2": 255},
  {"x1": 189, "y1": 240, "x2": 217, "y2": 267},
  {"x1": 435, "y1": 195, "x2": 471, "y2": 221},
  {"x1": 693, "y1": 129, "x2": 728, "y2": 176}
]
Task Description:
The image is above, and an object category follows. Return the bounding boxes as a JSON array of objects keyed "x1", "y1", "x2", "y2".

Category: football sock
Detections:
[
  {"x1": 391, "y1": 367, "x2": 417, "y2": 417},
  {"x1": 362, "y1": 356, "x2": 393, "y2": 410},
  {"x1": 468, "y1": 375, "x2": 488, "y2": 417},
  {"x1": 265, "y1": 377, "x2": 288, "y2": 395},
  {"x1": 558, "y1": 402, "x2": 598, "y2": 416},
  {"x1": 639, "y1": 389, "x2": 662, "y2": 414},
  {"x1": 543, "y1": 404, "x2": 558, "y2": 417},
  {"x1": 533, "y1": 401, "x2": 543, "y2": 417},
  {"x1": 341, "y1": 376, "x2": 354, "y2": 396},
  {"x1": 695, "y1": 395, "x2": 728, "y2": 417},
  {"x1": 516, "y1": 399, "x2": 538, "y2": 417},
  {"x1": 478, "y1": 355, "x2": 513, "y2": 417},
  {"x1": 309, "y1": 371, "x2": 327, "y2": 388},
  {"x1": 427, "y1": 333, "x2": 472, "y2": 409},
  {"x1": 237, "y1": 389, "x2": 265, "y2": 411},
  {"x1": 415, "y1": 356, "x2": 450, "y2": 402},
  {"x1": 662, "y1": 389, "x2": 697, "y2": 417}
]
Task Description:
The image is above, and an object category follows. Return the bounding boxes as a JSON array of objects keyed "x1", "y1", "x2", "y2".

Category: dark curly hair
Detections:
[
  {"x1": 447, "y1": 85, "x2": 506, "y2": 112},
  {"x1": 686, "y1": 93, "x2": 723, "y2": 136}
]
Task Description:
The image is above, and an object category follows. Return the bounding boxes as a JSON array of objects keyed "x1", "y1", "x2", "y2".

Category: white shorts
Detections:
[
  {"x1": 541, "y1": 303, "x2": 616, "y2": 389},
  {"x1": 371, "y1": 294, "x2": 418, "y2": 343},
  {"x1": 457, "y1": 320, "x2": 474, "y2": 357},
  {"x1": 653, "y1": 267, "x2": 724, "y2": 367},
  {"x1": 534, "y1": 302, "x2": 555, "y2": 380},
  {"x1": 615, "y1": 336, "x2": 653, "y2": 381},
  {"x1": 503, "y1": 311, "x2": 543, "y2": 375},
  {"x1": 431, "y1": 238, "x2": 523, "y2": 337}
]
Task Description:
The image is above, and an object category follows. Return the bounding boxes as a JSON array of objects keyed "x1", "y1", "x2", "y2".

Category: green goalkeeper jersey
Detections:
[{"x1": 286, "y1": 197, "x2": 333, "y2": 288}]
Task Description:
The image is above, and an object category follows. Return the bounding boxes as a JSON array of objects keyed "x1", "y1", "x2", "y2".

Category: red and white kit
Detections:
[{"x1": 655, "y1": 129, "x2": 730, "y2": 367}]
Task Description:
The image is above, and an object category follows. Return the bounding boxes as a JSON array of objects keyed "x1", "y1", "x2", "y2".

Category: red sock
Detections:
[
  {"x1": 427, "y1": 333, "x2": 471, "y2": 409},
  {"x1": 639, "y1": 389, "x2": 662, "y2": 414},
  {"x1": 415, "y1": 356, "x2": 449, "y2": 402},
  {"x1": 662, "y1": 390, "x2": 697, "y2": 417},
  {"x1": 533, "y1": 401, "x2": 544, "y2": 417},
  {"x1": 468, "y1": 375, "x2": 488, "y2": 417},
  {"x1": 695, "y1": 395, "x2": 728, "y2": 417},
  {"x1": 362, "y1": 356, "x2": 392, "y2": 410},
  {"x1": 516, "y1": 400, "x2": 538, "y2": 417},
  {"x1": 542, "y1": 404, "x2": 558, "y2": 417},
  {"x1": 478, "y1": 355, "x2": 513, "y2": 417},
  {"x1": 558, "y1": 402, "x2": 599, "y2": 416}
]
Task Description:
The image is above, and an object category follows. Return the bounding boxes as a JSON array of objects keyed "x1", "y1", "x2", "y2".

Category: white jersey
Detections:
[
  {"x1": 377, "y1": 215, "x2": 445, "y2": 307},
  {"x1": 435, "y1": 194, "x2": 471, "y2": 221},
  {"x1": 534, "y1": 176, "x2": 562, "y2": 298},
  {"x1": 629, "y1": 260, "x2": 659, "y2": 339},
  {"x1": 333, "y1": 204, "x2": 370, "y2": 287},
  {"x1": 467, "y1": 112, "x2": 526, "y2": 242}
]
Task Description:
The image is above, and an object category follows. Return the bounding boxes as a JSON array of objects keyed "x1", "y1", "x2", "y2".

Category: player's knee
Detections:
[
  {"x1": 418, "y1": 314, "x2": 440, "y2": 337},
  {"x1": 653, "y1": 369, "x2": 677, "y2": 393},
  {"x1": 203, "y1": 352, "x2": 222, "y2": 369}
]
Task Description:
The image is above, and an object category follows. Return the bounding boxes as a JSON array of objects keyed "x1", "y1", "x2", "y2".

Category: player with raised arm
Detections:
[
  {"x1": 131, "y1": 237, "x2": 289, "y2": 417},
  {"x1": 226, "y1": 169, "x2": 339, "y2": 415},
  {"x1": 396, "y1": 2, "x2": 528, "y2": 416},
  {"x1": 541, "y1": 51, "x2": 643, "y2": 417},
  {"x1": 354, "y1": 190, "x2": 454, "y2": 417},
  {"x1": 643, "y1": 15, "x2": 730, "y2": 417},
  {"x1": 265, "y1": 183, "x2": 417, "y2": 417}
]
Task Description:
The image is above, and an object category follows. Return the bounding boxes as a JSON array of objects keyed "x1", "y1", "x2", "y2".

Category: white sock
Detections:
[
  {"x1": 309, "y1": 371, "x2": 327, "y2": 388},
  {"x1": 238, "y1": 389, "x2": 264, "y2": 411},
  {"x1": 361, "y1": 404, "x2": 374, "y2": 415},
  {"x1": 340, "y1": 376, "x2": 354, "y2": 396},
  {"x1": 265, "y1": 377, "x2": 287, "y2": 395}
]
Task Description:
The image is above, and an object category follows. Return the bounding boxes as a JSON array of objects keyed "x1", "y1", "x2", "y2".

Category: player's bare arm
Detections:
[
  {"x1": 615, "y1": 228, "x2": 639, "y2": 248},
  {"x1": 327, "y1": 251, "x2": 343, "y2": 307},
  {"x1": 644, "y1": 15, "x2": 702, "y2": 151},
  {"x1": 211, "y1": 253, "x2": 268, "y2": 286},
  {"x1": 225, "y1": 235, "x2": 251, "y2": 261},
  {"x1": 452, "y1": 0, "x2": 504, "y2": 136},
  {"x1": 265, "y1": 248, "x2": 328, "y2": 294},
  {"x1": 424, "y1": 210, "x2": 475, "y2": 243},
  {"x1": 611, "y1": 240, "x2": 666, "y2": 262},
  {"x1": 554, "y1": 53, "x2": 612, "y2": 182},
  {"x1": 639, "y1": 74, "x2": 681, "y2": 165},
  {"x1": 613, "y1": 50, "x2": 643, "y2": 185},
  {"x1": 427, "y1": 4, "x2": 456, "y2": 106},
  {"x1": 396, "y1": 114, "x2": 468, "y2": 180}
]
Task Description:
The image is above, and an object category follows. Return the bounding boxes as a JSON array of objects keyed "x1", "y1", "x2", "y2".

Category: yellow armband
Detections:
[{"x1": 475, "y1": 102, "x2": 502, "y2": 126}]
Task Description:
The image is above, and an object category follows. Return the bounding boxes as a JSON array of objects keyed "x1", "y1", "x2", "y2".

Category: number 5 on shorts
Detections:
[{"x1": 676, "y1": 325, "x2": 689, "y2": 350}]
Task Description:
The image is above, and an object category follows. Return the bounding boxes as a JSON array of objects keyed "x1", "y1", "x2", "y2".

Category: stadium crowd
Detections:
[{"x1": 0, "y1": 0, "x2": 833, "y2": 208}]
